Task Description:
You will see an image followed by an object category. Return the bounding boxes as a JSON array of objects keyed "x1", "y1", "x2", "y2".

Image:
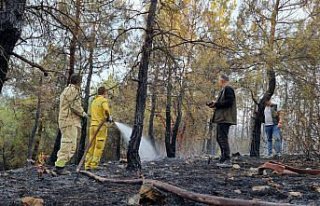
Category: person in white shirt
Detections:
[{"x1": 264, "y1": 97, "x2": 283, "y2": 157}]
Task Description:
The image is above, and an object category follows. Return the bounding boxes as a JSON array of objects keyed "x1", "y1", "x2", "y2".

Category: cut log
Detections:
[
  {"x1": 139, "y1": 183, "x2": 166, "y2": 205},
  {"x1": 80, "y1": 170, "x2": 292, "y2": 206},
  {"x1": 21, "y1": 196, "x2": 44, "y2": 206}
]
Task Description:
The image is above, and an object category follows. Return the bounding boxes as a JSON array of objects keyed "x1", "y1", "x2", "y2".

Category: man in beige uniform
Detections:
[{"x1": 55, "y1": 74, "x2": 87, "y2": 175}]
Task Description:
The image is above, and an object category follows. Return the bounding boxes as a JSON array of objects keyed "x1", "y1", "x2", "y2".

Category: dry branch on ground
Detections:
[{"x1": 80, "y1": 170, "x2": 291, "y2": 206}]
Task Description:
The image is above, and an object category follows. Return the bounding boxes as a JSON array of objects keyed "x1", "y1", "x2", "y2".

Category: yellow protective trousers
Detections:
[
  {"x1": 85, "y1": 125, "x2": 108, "y2": 169},
  {"x1": 55, "y1": 126, "x2": 80, "y2": 168}
]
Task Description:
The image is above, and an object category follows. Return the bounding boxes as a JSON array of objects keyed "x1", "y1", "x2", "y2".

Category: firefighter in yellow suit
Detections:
[
  {"x1": 55, "y1": 74, "x2": 87, "y2": 175},
  {"x1": 85, "y1": 86, "x2": 111, "y2": 170}
]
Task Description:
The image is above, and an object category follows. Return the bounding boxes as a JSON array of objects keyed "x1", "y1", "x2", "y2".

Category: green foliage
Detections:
[
  {"x1": 1, "y1": 0, "x2": 320, "y2": 168},
  {"x1": 0, "y1": 100, "x2": 29, "y2": 169},
  {"x1": 0, "y1": 95, "x2": 58, "y2": 170}
]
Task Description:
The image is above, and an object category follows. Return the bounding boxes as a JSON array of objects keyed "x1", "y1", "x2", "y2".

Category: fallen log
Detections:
[
  {"x1": 80, "y1": 170, "x2": 291, "y2": 206},
  {"x1": 258, "y1": 161, "x2": 320, "y2": 175},
  {"x1": 80, "y1": 170, "x2": 143, "y2": 184}
]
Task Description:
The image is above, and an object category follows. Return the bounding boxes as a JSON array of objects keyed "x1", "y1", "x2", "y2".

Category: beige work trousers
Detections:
[{"x1": 55, "y1": 125, "x2": 81, "y2": 167}]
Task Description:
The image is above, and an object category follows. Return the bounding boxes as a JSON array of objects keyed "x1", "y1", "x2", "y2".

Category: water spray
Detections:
[{"x1": 114, "y1": 122, "x2": 159, "y2": 161}]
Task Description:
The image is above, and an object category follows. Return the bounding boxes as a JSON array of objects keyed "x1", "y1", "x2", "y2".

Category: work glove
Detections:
[
  {"x1": 206, "y1": 101, "x2": 215, "y2": 108},
  {"x1": 106, "y1": 116, "x2": 113, "y2": 123},
  {"x1": 83, "y1": 112, "x2": 89, "y2": 118}
]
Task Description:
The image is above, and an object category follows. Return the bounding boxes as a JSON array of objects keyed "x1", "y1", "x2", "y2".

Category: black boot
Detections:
[
  {"x1": 54, "y1": 166, "x2": 71, "y2": 175},
  {"x1": 218, "y1": 156, "x2": 226, "y2": 163}
]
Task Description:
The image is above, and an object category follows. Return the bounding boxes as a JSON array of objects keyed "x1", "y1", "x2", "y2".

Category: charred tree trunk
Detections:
[
  {"x1": 250, "y1": 0, "x2": 279, "y2": 157},
  {"x1": 165, "y1": 66, "x2": 173, "y2": 157},
  {"x1": 32, "y1": 118, "x2": 43, "y2": 160},
  {"x1": 148, "y1": 74, "x2": 158, "y2": 154},
  {"x1": 0, "y1": 1, "x2": 26, "y2": 92},
  {"x1": 170, "y1": 88, "x2": 183, "y2": 157},
  {"x1": 48, "y1": 129, "x2": 61, "y2": 165},
  {"x1": 67, "y1": 0, "x2": 81, "y2": 82},
  {"x1": 27, "y1": 77, "x2": 42, "y2": 160},
  {"x1": 305, "y1": 68, "x2": 316, "y2": 158},
  {"x1": 250, "y1": 66, "x2": 276, "y2": 157},
  {"x1": 167, "y1": 67, "x2": 185, "y2": 158},
  {"x1": 2, "y1": 141, "x2": 6, "y2": 171},
  {"x1": 127, "y1": 0, "x2": 158, "y2": 172},
  {"x1": 77, "y1": 32, "x2": 95, "y2": 163},
  {"x1": 49, "y1": 0, "x2": 81, "y2": 164}
]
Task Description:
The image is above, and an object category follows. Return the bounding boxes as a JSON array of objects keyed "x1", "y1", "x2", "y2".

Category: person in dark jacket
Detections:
[{"x1": 207, "y1": 74, "x2": 237, "y2": 167}]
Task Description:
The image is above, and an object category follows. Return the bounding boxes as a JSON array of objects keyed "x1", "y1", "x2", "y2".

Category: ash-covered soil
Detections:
[{"x1": 0, "y1": 155, "x2": 320, "y2": 205}]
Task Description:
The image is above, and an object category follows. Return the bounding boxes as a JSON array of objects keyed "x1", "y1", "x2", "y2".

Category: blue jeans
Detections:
[{"x1": 265, "y1": 125, "x2": 282, "y2": 155}]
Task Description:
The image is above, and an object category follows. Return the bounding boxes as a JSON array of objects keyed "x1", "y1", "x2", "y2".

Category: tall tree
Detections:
[
  {"x1": 164, "y1": 61, "x2": 173, "y2": 157},
  {"x1": 48, "y1": 0, "x2": 82, "y2": 164},
  {"x1": 249, "y1": 0, "x2": 279, "y2": 157},
  {"x1": 67, "y1": 0, "x2": 81, "y2": 82},
  {"x1": 77, "y1": 26, "x2": 96, "y2": 163},
  {"x1": 27, "y1": 77, "x2": 42, "y2": 160},
  {"x1": 0, "y1": 0, "x2": 26, "y2": 92},
  {"x1": 147, "y1": 65, "x2": 159, "y2": 153},
  {"x1": 169, "y1": 68, "x2": 185, "y2": 157},
  {"x1": 127, "y1": 0, "x2": 158, "y2": 172}
]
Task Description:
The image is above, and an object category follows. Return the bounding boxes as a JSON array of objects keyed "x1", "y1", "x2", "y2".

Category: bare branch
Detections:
[{"x1": 10, "y1": 52, "x2": 49, "y2": 76}]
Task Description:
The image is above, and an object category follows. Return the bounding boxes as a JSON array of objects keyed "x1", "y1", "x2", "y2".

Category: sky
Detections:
[
  {"x1": 1, "y1": 0, "x2": 304, "y2": 99},
  {"x1": 93, "y1": 0, "x2": 242, "y2": 86}
]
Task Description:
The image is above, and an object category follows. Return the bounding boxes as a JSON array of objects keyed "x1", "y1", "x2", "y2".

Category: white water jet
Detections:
[{"x1": 114, "y1": 122, "x2": 158, "y2": 161}]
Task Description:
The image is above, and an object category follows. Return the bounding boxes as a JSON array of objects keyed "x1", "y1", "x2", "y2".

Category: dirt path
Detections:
[{"x1": 0, "y1": 155, "x2": 319, "y2": 205}]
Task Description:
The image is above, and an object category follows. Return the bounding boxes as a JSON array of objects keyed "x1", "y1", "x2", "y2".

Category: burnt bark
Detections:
[
  {"x1": 32, "y1": 118, "x2": 43, "y2": 160},
  {"x1": 0, "y1": 1, "x2": 26, "y2": 92},
  {"x1": 165, "y1": 66, "x2": 173, "y2": 157},
  {"x1": 165, "y1": 64, "x2": 185, "y2": 158},
  {"x1": 250, "y1": 67, "x2": 276, "y2": 157},
  {"x1": 67, "y1": 0, "x2": 81, "y2": 83},
  {"x1": 170, "y1": 89, "x2": 183, "y2": 157},
  {"x1": 77, "y1": 33, "x2": 95, "y2": 164},
  {"x1": 148, "y1": 76, "x2": 158, "y2": 154},
  {"x1": 1, "y1": 141, "x2": 6, "y2": 171},
  {"x1": 249, "y1": 0, "x2": 280, "y2": 157},
  {"x1": 48, "y1": 130, "x2": 61, "y2": 165},
  {"x1": 27, "y1": 77, "x2": 42, "y2": 160},
  {"x1": 127, "y1": 0, "x2": 158, "y2": 172},
  {"x1": 49, "y1": 0, "x2": 81, "y2": 164}
]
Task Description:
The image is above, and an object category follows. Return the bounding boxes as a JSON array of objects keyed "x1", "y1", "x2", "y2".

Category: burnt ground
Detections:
[{"x1": 0, "y1": 155, "x2": 320, "y2": 206}]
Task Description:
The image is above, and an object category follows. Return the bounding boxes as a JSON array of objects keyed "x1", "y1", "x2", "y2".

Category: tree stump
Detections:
[{"x1": 139, "y1": 183, "x2": 166, "y2": 205}]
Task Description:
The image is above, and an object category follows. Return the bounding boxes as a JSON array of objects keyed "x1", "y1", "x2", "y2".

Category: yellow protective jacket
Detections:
[
  {"x1": 90, "y1": 95, "x2": 110, "y2": 126},
  {"x1": 58, "y1": 84, "x2": 85, "y2": 128}
]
